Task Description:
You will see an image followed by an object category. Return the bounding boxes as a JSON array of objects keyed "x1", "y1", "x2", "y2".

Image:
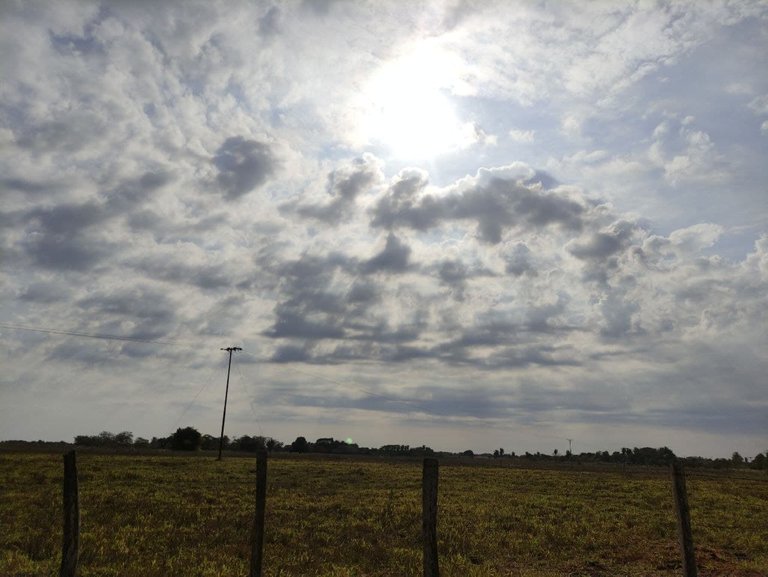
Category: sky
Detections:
[{"x1": 1, "y1": 1, "x2": 767, "y2": 458}]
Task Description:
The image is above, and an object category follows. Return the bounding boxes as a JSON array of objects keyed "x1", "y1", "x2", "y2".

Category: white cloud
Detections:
[
  {"x1": 508, "y1": 129, "x2": 535, "y2": 143},
  {"x1": 748, "y1": 94, "x2": 768, "y2": 115}
]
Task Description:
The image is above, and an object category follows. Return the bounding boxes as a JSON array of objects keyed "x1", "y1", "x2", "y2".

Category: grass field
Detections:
[{"x1": 1, "y1": 451, "x2": 766, "y2": 577}]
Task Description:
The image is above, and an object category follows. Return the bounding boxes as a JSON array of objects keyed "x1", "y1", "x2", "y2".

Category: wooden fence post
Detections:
[
  {"x1": 249, "y1": 449, "x2": 268, "y2": 577},
  {"x1": 670, "y1": 459, "x2": 697, "y2": 577},
  {"x1": 422, "y1": 458, "x2": 439, "y2": 577},
  {"x1": 60, "y1": 450, "x2": 79, "y2": 577}
]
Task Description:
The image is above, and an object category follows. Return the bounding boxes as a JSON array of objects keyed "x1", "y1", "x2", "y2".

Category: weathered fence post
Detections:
[
  {"x1": 60, "y1": 450, "x2": 79, "y2": 577},
  {"x1": 249, "y1": 449, "x2": 268, "y2": 577},
  {"x1": 670, "y1": 459, "x2": 697, "y2": 577},
  {"x1": 422, "y1": 458, "x2": 439, "y2": 577}
]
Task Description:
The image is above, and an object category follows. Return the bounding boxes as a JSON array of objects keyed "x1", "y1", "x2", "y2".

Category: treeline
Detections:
[
  {"x1": 63, "y1": 430, "x2": 768, "y2": 469},
  {"x1": 73, "y1": 428, "x2": 283, "y2": 453},
  {"x1": 488, "y1": 446, "x2": 768, "y2": 470}
]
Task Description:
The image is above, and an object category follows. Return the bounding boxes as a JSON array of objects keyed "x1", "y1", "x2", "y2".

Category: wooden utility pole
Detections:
[
  {"x1": 60, "y1": 450, "x2": 79, "y2": 577},
  {"x1": 249, "y1": 449, "x2": 268, "y2": 577},
  {"x1": 218, "y1": 346, "x2": 242, "y2": 461},
  {"x1": 422, "y1": 458, "x2": 440, "y2": 577},
  {"x1": 671, "y1": 459, "x2": 697, "y2": 577}
]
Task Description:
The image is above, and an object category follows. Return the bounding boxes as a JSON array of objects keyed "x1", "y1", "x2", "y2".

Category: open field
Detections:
[{"x1": 1, "y1": 451, "x2": 766, "y2": 577}]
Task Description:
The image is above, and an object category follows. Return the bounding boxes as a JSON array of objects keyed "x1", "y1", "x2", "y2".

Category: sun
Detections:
[{"x1": 357, "y1": 43, "x2": 475, "y2": 160}]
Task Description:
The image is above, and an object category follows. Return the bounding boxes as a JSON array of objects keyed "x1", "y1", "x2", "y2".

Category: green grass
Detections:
[{"x1": 1, "y1": 452, "x2": 766, "y2": 576}]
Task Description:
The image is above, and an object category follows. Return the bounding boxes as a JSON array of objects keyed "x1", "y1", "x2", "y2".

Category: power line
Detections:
[{"x1": 0, "y1": 322, "x2": 188, "y2": 347}]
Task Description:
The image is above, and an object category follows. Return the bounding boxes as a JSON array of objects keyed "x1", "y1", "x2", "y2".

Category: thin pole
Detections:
[
  {"x1": 60, "y1": 450, "x2": 79, "y2": 577},
  {"x1": 250, "y1": 449, "x2": 268, "y2": 577},
  {"x1": 671, "y1": 459, "x2": 697, "y2": 577},
  {"x1": 218, "y1": 346, "x2": 241, "y2": 461},
  {"x1": 422, "y1": 457, "x2": 440, "y2": 577}
]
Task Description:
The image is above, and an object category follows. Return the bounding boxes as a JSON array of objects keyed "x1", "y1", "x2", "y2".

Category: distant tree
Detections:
[
  {"x1": 98, "y1": 431, "x2": 116, "y2": 446},
  {"x1": 114, "y1": 431, "x2": 134, "y2": 445},
  {"x1": 732, "y1": 451, "x2": 744, "y2": 466},
  {"x1": 134, "y1": 437, "x2": 150, "y2": 448},
  {"x1": 201, "y1": 434, "x2": 229, "y2": 451},
  {"x1": 750, "y1": 452, "x2": 767, "y2": 470},
  {"x1": 378, "y1": 444, "x2": 410, "y2": 456},
  {"x1": 74, "y1": 431, "x2": 132, "y2": 448},
  {"x1": 553, "y1": 449, "x2": 559, "y2": 457},
  {"x1": 234, "y1": 435, "x2": 267, "y2": 452},
  {"x1": 462, "y1": 450, "x2": 474, "y2": 457},
  {"x1": 171, "y1": 427, "x2": 202, "y2": 451},
  {"x1": 290, "y1": 436, "x2": 309, "y2": 453},
  {"x1": 493, "y1": 449, "x2": 500, "y2": 458},
  {"x1": 74, "y1": 435, "x2": 93, "y2": 447},
  {"x1": 266, "y1": 437, "x2": 284, "y2": 452}
]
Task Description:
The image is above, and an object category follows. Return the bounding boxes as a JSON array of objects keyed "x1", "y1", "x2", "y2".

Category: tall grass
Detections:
[{"x1": 1, "y1": 452, "x2": 766, "y2": 576}]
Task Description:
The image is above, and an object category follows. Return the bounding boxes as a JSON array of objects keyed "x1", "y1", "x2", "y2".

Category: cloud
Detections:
[
  {"x1": 648, "y1": 117, "x2": 727, "y2": 185},
  {"x1": 371, "y1": 170, "x2": 586, "y2": 243},
  {"x1": 567, "y1": 220, "x2": 638, "y2": 262},
  {"x1": 362, "y1": 233, "x2": 412, "y2": 274},
  {"x1": 20, "y1": 201, "x2": 112, "y2": 272},
  {"x1": 288, "y1": 154, "x2": 383, "y2": 224},
  {"x1": 508, "y1": 129, "x2": 535, "y2": 142},
  {"x1": 75, "y1": 285, "x2": 180, "y2": 341},
  {"x1": 213, "y1": 137, "x2": 277, "y2": 200},
  {"x1": 503, "y1": 242, "x2": 537, "y2": 277}
]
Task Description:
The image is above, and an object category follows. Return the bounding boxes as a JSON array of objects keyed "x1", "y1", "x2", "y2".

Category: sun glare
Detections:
[{"x1": 359, "y1": 44, "x2": 474, "y2": 160}]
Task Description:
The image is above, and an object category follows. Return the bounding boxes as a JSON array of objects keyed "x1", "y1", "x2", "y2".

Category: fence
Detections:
[{"x1": 56, "y1": 450, "x2": 700, "y2": 577}]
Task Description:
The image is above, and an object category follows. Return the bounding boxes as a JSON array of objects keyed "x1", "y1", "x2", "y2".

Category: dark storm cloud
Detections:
[
  {"x1": 21, "y1": 201, "x2": 111, "y2": 271},
  {"x1": 27, "y1": 202, "x2": 104, "y2": 234},
  {"x1": 289, "y1": 156, "x2": 380, "y2": 224},
  {"x1": 361, "y1": 233, "x2": 411, "y2": 273},
  {"x1": 76, "y1": 286, "x2": 179, "y2": 341},
  {"x1": 264, "y1": 248, "x2": 427, "y2": 359},
  {"x1": 371, "y1": 175, "x2": 585, "y2": 243},
  {"x1": 268, "y1": 310, "x2": 346, "y2": 340},
  {"x1": 438, "y1": 304, "x2": 579, "y2": 358},
  {"x1": 435, "y1": 259, "x2": 494, "y2": 301},
  {"x1": 598, "y1": 293, "x2": 642, "y2": 339},
  {"x1": 103, "y1": 171, "x2": 172, "y2": 213},
  {"x1": 127, "y1": 256, "x2": 234, "y2": 290},
  {"x1": 126, "y1": 209, "x2": 166, "y2": 233},
  {"x1": 504, "y1": 242, "x2": 537, "y2": 277},
  {"x1": 484, "y1": 345, "x2": 581, "y2": 369},
  {"x1": 213, "y1": 136, "x2": 276, "y2": 199},
  {"x1": 567, "y1": 220, "x2": 642, "y2": 285},
  {"x1": 259, "y1": 6, "x2": 283, "y2": 37},
  {"x1": 567, "y1": 220, "x2": 638, "y2": 261},
  {"x1": 0, "y1": 177, "x2": 51, "y2": 195},
  {"x1": 14, "y1": 111, "x2": 107, "y2": 154},
  {"x1": 369, "y1": 169, "x2": 436, "y2": 230},
  {"x1": 18, "y1": 281, "x2": 72, "y2": 304},
  {"x1": 271, "y1": 344, "x2": 312, "y2": 363},
  {"x1": 264, "y1": 254, "x2": 355, "y2": 344},
  {"x1": 346, "y1": 280, "x2": 380, "y2": 304}
]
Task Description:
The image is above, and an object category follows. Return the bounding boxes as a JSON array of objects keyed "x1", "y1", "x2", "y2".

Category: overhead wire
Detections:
[{"x1": 0, "y1": 321, "x2": 191, "y2": 347}]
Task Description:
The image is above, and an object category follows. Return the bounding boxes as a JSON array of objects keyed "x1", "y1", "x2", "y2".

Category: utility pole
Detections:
[{"x1": 218, "y1": 346, "x2": 242, "y2": 461}]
